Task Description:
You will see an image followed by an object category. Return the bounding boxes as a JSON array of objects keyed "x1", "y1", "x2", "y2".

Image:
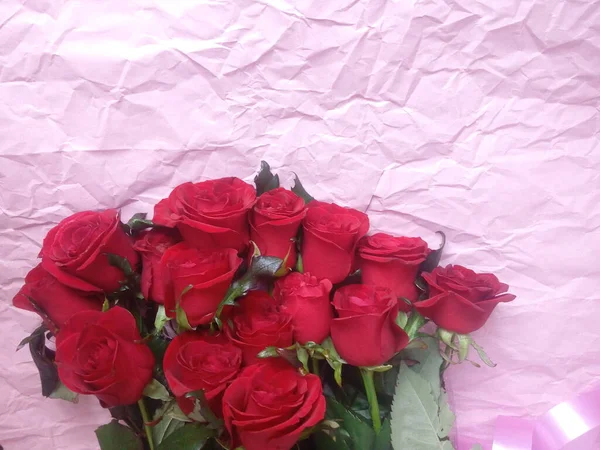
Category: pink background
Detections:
[{"x1": 1, "y1": 0, "x2": 599, "y2": 449}]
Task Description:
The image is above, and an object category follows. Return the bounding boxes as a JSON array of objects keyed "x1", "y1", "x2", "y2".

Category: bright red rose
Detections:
[
  {"x1": 414, "y1": 265, "x2": 516, "y2": 334},
  {"x1": 250, "y1": 188, "x2": 306, "y2": 268},
  {"x1": 153, "y1": 178, "x2": 256, "y2": 252},
  {"x1": 330, "y1": 284, "x2": 409, "y2": 367},
  {"x1": 357, "y1": 233, "x2": 430, "y2": 307},
  {"x1": 55, "y1": 307, "x2": 154, "y2": 407},
  {"x1": 161, "y1": 243, "x2": 242, "y2": 327},
  {"x1": 273, "y1": 272, "x2": 332, "y2": 344},
  {"x1": 133, "y1": 228, "x2": 181, "y2": 304},
  {"x1": 226, "y1": 291, "x2": 293, "y2": 365},
  {"x1": 301, "y1": 201, "x2": 369, "y2": 284},
  {"x1": 12, "y1": 265, "x2": 102, "y2": 330},
  {"x1": 163, "y1": 332, "x2": 242, "y2": 416},
  {"x1": 222, "y1": 359, "x2": 326, "y2": 450},
  {"x1": 40, "y1": 210, "x2": 139, "y2": 292}
]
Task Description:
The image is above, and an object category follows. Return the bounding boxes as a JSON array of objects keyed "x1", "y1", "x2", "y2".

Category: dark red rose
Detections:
[
  {"x1": 273, "y1": 272, "x2": 332, "y2": 344},
  {"x1": 161, "y1": 243, "x2": 242, "y2": 327},
  {"x1": 250, "y1": 188, "x2": 306, "y2": 268},
  {"x1": 357, "y1": 233, "x2": 430, "y2": 307},
  {"x1": 163, "y1": 332, "x2": 242, "y2": 416},
  {"x1": 12, "y1": 265, "x2": 102, "y2": 330},
  {"x1": 133, "y1": 228, "x2": 181, "y2": 304},
  {"x1": 226, "y1": 291, "x2": 293, "y2": 365},
  {"x1": 153, "y1": 178, "x2": 256, "y2": 252},
  {"x1": 222, "y1": 359, "x2": 326, "y2": 450},
  {"x1": 330, "y1": 284, "x2": 409, "y2": 367},
  {"x1": 40, "y1": 210, "x2": 139, "y2": 292},
  {"x1": 55, "y1": 307, "x2": 154, "y2": 407},
  {"x1": 414, "y1": 265, "x2": 515, "y2": 334},
  {"x1": 301, "y1": 201, "x2": 369, "y2": 284}
]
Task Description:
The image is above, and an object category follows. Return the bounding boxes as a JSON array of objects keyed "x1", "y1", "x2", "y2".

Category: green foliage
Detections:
[
  {"x1": 95, "y1": 420, "x2": 143, "y2": 450},
  {"x1": 254, "y1": 160, "x2": 280, "y2": 195}
]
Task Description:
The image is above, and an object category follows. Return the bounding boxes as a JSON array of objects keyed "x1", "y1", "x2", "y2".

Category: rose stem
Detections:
[
  {"x1": 137, "y1": 397, "x2": 155, "y2": 450},
  {"x1": 311, "y1": 358, "x2": 320, "y2": 377},
  {"x1": 360, "y1": 369, "x2": 381, "y2": 433}
]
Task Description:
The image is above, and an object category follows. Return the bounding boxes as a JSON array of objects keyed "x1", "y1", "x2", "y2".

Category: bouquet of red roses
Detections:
[{"x1": 13, "y1": 162, "x2": 514, "y2": 450}]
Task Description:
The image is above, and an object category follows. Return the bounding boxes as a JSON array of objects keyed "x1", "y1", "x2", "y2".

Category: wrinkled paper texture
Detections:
[{"x1": 1, "y1": 1, "x2": 599, "y2": 449}]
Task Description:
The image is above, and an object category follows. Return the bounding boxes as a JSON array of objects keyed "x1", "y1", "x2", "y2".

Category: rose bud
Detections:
[
  {"x1": 414, "y1": 265, "x2": 516, "y2": 334},
  {"x1": 330, "y1": 284, "x2": 409, "y2": 367},
  {"x1": 301, "y1": 201, "x2": 369, "y2": 284},
  {"x1": 40, "y1": 210, "x2": 139, "y2": 292},
  {"x1": 273, "y1": 272, "x2": 332, "y2": 344},
  {"x1": 153, "y1": 177, "x2": 256, "y2": 253}
]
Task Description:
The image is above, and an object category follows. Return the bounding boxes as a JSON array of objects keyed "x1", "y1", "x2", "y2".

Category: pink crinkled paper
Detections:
[{"x1": 1, "y1": 0, "x2": 599, "y2": 449}]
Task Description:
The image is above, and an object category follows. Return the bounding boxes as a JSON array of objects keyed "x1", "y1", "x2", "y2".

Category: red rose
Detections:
[
  {"x1": 161, "y1": 243, "x2": 242, "y2": 327},
  {"x1": 301, "y1": 201, "x2": 369, "y2": 284},
  {"x1": 414, "y1": 265, "x2": 516, "y2": 334},
  {"x1": 153, "y1": 178, "x2": 256, "y2": 252},
  {"x1": 273, "y1": 272, "x2": 332, "y2": 344},
  {"x1": 330, "y1": 284, "x2": 409, "y2": 367},
  {"x1": 13, "y1": 264, "x2": 104, "y2": 330},
  {"x1": 222, "y1": 359, "x2": 326, "y2": 450},
  {"x1": 12, "y1": 265, "x2": 102, "y2": 330},
  {"x1": 133, "y1": 228, "x2": 181, "y2": 304},
  {"x1": 163, "y1": 332, "x2": 242, "y2": 416},
  {"x1": 250, "y1": 188, "x2": 306, "y2": 268},
  {"x1": 55, "y1": 307, "x2": 154, "y2": 407},
  {"x1": 357, "y1": 233, "x2": 430, "y2": 306},
  {"x1": 226, "y1": 291, "x2": 293, "y2": 365},
  {"x1": 40, "y1": 210, "x2": 139, "y2": 292}
]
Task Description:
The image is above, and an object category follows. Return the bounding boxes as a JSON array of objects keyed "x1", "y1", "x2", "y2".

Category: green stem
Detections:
[
  {"x1": 360, "y1": 369, "x2": 381, "y2": 433},
  {"x1": 311, "y1": 358, "x2": 320, "y2": 377},
  {"x1": 138, "y1": 398, "x2": 155, "y2": 450}
]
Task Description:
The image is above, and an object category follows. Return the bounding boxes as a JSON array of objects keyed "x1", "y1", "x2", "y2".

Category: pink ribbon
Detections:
[{"x1": 493, "y1": 387, "x2": 600, "y2": 450}]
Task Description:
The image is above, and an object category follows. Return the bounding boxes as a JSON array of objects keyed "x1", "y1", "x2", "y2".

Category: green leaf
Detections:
[
  {"x1": 106, "y1": 253, "x2": 134, "y2": 277},
  {"x1": 297, "y1": 347, "x2": 309, "y2": 372},
  {"x1": 257, "y1": 346, "x2": 280, "y2": 359},
  {"x1": 374, "y1": 419, "x2": 392, "y2": 450},
  {"x1": 102, "y1": 298, "x2": 110, "y2": 312},
  {"x1": 156, "y1": 424, "x2": 214, "y2": 450},
  {"x1": 296, "y1": 252, "x2": 304, "y2": 273},
  {"x1": 154, "y1": 305, "x2": 169, "y2": 334},
  {"x1": 313, "y1": 429, "x2": 352, "y2": 450},
  {"x1": 395, "y1": 312, "x2": 408, "y2": 329},
  {"x1": 49, "y1": 381, "x2": 79, "y2": 403},
  {"x1": 438, "y1": 390, "x2": 455, "y2": 438},
  {"x1": 176, "y1": 285, "x2": 194, "y2": 331},
  {"x1": 143, "y1": 379, "x2": 171, "y2": 401},
  {"x1": 16, "y1": 325, "x2": 46, "y2": 351},
  {"x1": 470, "y1": 444, "x2": 484, "y2": 450},
  {"x1": 249, "y1": 255, "x2": 285, "y2": 278},
  {"x1": 437, "y1": 329, "x2": 457, "y2": 350},
  {"x1": 390, "y1": 363, "x2": 455, "y2": 450},
  {"x1": 152, "y1": 414, "x2": 185, "y2": 445},
  {"x1": 471, "y1": 340, "x2": 496, "y2": 367},
  {"x1": 28, "y1": 328, "x2": 59, "y2": 397},
  {"x1": 291, "y1": 173, "x2": 315, "y2": 204},
  {"x1": 321, "y1": 337, "x2": 346, "y2": 386},
  {"x1": 185, "y1": 390, "x2": 223, "y2": 429},
  {"x1": 403, "y1": 311, "x2": 427, "y2": 340},
  {"x1": 420, "y1": 231, "x2": 446, "y2": 274},
  {"x1": 254, "y1": 160, "x2": 280, "y2": 195},
  {"x1": 456, "y1": 334, "x2": 471, "y2": 362},
  {"x1": 326, "y1": 397, "x2": 375, "y2": 450},
  {"x1": 363, "y1": 364, "x2": 393, "y2": 372},
  {"x1": 95, "y1": 420, "x2": 143, "y2": 450},
  {"x1": 401, "y1": 337, "x2": 443, "y2": 402},
  {"x1": 126, "y1": 212, "x2": 154, "y2": 233}
]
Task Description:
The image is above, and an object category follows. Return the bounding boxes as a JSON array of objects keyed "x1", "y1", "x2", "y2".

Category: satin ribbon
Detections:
[{"x1": 492, "y1": 387, "x2": 600, "y2": 450}]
